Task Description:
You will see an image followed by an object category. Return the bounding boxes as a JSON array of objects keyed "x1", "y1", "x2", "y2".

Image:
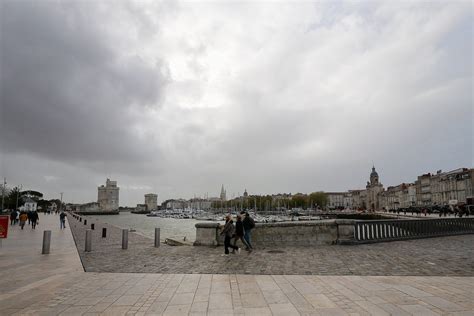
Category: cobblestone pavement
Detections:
[{"x1": 69, "y1": 215, "x2": 474, "y2": 276}]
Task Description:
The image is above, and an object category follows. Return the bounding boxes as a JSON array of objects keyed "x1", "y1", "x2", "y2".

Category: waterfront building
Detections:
[
  {"x1": 380, "y1": 184, "x2": 405, "y2": 211},
  {"x1": 401, "y1": 184, "x2": 417, "y2": 208},
  {"x1": 415, "y1": 173, "x2": 432, "y2": 206},
  {"x1": 349, "y1": 190, "x2": 363, "y2": 209},
  {"x1": 430, "y1": 168, "x2": 473, "y2": 206},
  {"x1": 98, "y1": 179, "x2": 119, "y2": 211},
  {"x1": 327, "y1": 192, "x2": 345, "y2": 209},
  {"x1": 164, "y1": 199, "x2": 187, "y2": 210},
  {"x1": 78, "y1": 202, "x2": 100, "y2": 212},
  {"x1": 188, "y1": 198, "x2": 212, "y2": 210},
  {"x1": 144, "y1": 193, "x2": 158, "y2": 211}
]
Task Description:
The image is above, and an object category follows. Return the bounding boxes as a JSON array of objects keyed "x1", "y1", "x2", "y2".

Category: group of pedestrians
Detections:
[
  {"x1": 9, "y1": 209, "x2": 40, "y2": 229},
  {"x1": 8, "y1": 209, "x2": 67, "y2": 230},
  {"x1": 219, "y1": 211, "x2": 255, "y2": 255}
]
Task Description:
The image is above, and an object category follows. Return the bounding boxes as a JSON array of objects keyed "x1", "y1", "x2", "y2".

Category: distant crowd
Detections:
[
  {"x1": 7, "y1": 209, "x2": 68, "y2": 230},
  {"x1": 384, "y1": 205, "x2": 472, "y2": 217}
]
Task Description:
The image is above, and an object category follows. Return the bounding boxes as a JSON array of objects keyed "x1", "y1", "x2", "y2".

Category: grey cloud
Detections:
[{"x1": 1, "y1": 1, "x2": 168, "y2": 173}]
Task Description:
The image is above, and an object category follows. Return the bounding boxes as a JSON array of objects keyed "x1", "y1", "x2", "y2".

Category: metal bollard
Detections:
[
  {"x1": 102, "y1": 227, "x2": 107, "y2": 238},
  {"x1": 85, "y1": 229, "x2": 92, "y2": 252},
  {"x1": 80, "y1": 217, "x2": 82, "y2": 222},
  {"x1": 42, "y1": 230, "x2": 51, "y2": 254},
  {"x1": 91, "y1": 223, "x2": 95, "y2": 230},
  {"x1": 122, "y1": 229, "x2": 128, "y2": 249},
  {"x1": 84, "y1": 219, "x2": 87, "y2": 225},
  {"x1": 155, "y1": 228, "x2": 160, "y2": 248}
]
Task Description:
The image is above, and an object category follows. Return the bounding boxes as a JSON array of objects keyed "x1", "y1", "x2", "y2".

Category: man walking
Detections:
[
  {"x1": 31, "y1": 210, "x2": 39, "y2": 229},
  {"x1": 59, "y1": 211, "x2": 67, "y2": 229},
  {"x1": 241, "y1": 211, "x2": 255, "y2": 251}
]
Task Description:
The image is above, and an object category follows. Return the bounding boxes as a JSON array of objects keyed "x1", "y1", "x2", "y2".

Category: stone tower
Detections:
[{"x1": 366, "y1": 166, "x2": 383, "y2": 211}]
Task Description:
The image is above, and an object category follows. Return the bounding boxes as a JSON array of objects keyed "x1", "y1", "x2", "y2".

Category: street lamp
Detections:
[{"x1": 16, "y1": 184, "x2": 23, "y2": 210}]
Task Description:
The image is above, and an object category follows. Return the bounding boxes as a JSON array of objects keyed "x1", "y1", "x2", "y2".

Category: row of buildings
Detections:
[
  {"x1": 326, "y1": 167, "x2": 474, "y2": 211},
  {"x1": 77, "y1": 167, "x2": 473, "y2": 213}
]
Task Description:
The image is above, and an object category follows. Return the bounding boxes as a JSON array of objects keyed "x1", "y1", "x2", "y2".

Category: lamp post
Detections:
[
  {"x1": 16, "y1": 184, "x2": 23, "y2": 210},
  {"x1": 1, "y1": 178, "x2": 6, "y2": 211}
]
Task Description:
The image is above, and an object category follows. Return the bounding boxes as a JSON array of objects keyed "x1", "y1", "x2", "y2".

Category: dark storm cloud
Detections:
[{"x1": 1, "y1": 1, "x2": 168, "y2": 169}]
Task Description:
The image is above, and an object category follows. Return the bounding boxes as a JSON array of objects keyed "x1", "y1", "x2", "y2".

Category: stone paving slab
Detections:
[
  {"x1": 1, "y1": 272, "x2": 473, "y2": 315},
  {"x1": 69, "y1": 214, "x2": 474, "y2": 275}
]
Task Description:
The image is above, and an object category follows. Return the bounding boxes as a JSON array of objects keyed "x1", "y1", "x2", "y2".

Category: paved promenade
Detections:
[
  {"x1": 68, "y1": 215, "x2": 474, "y2": 275},
  {"x1": 0, "y1": 214, "x2": 473, "y2": 315}
]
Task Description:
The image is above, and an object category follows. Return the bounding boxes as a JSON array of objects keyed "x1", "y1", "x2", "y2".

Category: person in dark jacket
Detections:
[
  {"x1": 59, "y1": 211, "x2": 67, "y2": 229},
  {"x1": 233, "y1": 214, "x2": 250, "y2": 251},
  {"x1": 220, "y1": 214, "x2": 239, "y2": 255},
  {"x1": 241, "y1": 211, "x2": 255, "y2": 251},
  {"x1": 30, "y1": 211, "x2": 39, "y2": 229},
  {"x1": 10, "y1": 209, "x2": 17, "y2": 225}
]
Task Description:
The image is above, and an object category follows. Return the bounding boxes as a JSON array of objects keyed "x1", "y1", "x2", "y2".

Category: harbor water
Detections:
[{"x1": 90, "y1": 212, "x2": 223, "y2": 242}]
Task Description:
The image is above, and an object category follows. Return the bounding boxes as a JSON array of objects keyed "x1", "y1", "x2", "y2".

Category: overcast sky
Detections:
[{"x1": 1, "y1": 1, "x2": 472, "y2": 206}]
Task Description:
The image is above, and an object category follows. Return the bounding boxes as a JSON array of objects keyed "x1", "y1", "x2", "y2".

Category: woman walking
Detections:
[{"x1": 220, "y1": 214, "x2": 239, "y2": 255}]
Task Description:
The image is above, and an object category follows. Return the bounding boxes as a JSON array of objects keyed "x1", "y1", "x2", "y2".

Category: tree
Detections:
[
  {"x1": 5, "y1": 186, "x2": 23, "y2": 209},
  {"x1": 291, "y1": 194, "x2": 308, "y2": 209},
  {"x1": 20, "y1": 190, "x2": 43, "y2": 200},
  {"x1": 309, "y1": 192, "x2": 328, "y2": 209}
]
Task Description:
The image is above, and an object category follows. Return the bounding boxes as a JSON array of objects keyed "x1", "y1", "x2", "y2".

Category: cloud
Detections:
[
  {"x1": 1, "y1": 1, "x2": 472, "y2": 205},
  {"x1": 1, "y1": 1, "x2": 169, "y2": 173}
]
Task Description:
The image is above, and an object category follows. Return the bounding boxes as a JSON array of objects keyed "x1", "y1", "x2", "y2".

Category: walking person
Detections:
[
  {"x1": 241, "y1": 211, "x2": 255, "y2": 251},
  {"x1": 220, "y1": 214, "x2": 239, "y2": 255},
  {"x1": 233, "y1": 214, "x2": 250, "y2": 251},
  {"x1": 19, "y1": 212, "x2": 28, "y2": 230},
  {"x1": 10, "y1": 209, "x2": 17, "y2": 225},
  {"x1": 27, "y1": 210, "x2": 32, "y2": 225},
  {"x1": 59, "y1": 211, "x2": 67, "y2": 229},
  {"x1": 31, "y1": 210, "x2": 39, "y2": 229}
]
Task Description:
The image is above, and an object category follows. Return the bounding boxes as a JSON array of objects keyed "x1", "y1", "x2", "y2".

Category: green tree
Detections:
[
  {"x1": 309, "y1": 192, "x2": 328, "y2": 208},
  {"x1": 5, "y1": 186, "x2": 23, "y2": 209},
  {"x1": 291, "y1": 194, "x2": 308, "y2": 209}
]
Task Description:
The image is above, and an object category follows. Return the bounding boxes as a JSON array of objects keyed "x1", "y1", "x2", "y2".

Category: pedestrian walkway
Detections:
[{"x1": 1, "y1": 214, "x2": 473, "y2": 315}]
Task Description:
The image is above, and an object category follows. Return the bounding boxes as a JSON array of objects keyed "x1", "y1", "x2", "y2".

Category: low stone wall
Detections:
[{"x1": 194, "y1": 220, "x2": 355, "y2": 247}]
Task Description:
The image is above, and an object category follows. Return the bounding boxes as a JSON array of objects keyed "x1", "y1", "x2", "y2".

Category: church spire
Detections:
[{"x1": 220, "y1": 184, "x2": 227, "y2": 201}]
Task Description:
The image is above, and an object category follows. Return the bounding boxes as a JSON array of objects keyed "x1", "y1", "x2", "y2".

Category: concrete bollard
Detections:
[
  {"x1": 42, "y1": 230, "x2": 51, "y2": 254},
  {"x1": 91, "y1": 223, "x2": 95, "y2": 230},
  {"x1": 84, "y1": 219, "x2": 87, "y2": 225},
  {"x1": 122, "y1": 229, "x2": 128, "y2": 249},
  {"x1": 85, "y1": 229, "x2": 92, "y2": 252},
  {"x1": 155, "y1": 228, "x2": 160, "y2": 248},
  {"x1": 102, "y1": 227, "x2": 107, "y2": 238}
]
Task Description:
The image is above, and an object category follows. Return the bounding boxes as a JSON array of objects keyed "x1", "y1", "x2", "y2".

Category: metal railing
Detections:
[{"x1": 353, "y1": 218, "x2": 474, "y2": 243}]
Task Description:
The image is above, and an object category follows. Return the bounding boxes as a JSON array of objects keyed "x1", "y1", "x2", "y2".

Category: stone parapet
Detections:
[{"x1": 194, "y1": 220, "x2": 355, "y2": 246}]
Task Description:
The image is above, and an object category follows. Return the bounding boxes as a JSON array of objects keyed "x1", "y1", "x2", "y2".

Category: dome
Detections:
[{"x1": 370, "y1": 166, "x2": 378, "y2": 178}]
